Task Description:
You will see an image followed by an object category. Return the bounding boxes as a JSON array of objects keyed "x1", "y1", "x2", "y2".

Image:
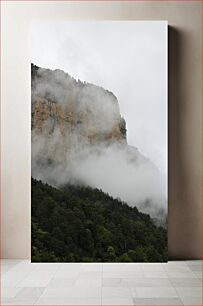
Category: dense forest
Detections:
[{"x1": 31, "y1": 178, "x2": 167, "y2": 262}]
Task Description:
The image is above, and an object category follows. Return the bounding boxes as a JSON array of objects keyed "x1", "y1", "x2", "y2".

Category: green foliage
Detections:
[
  {"x1": 118, "y1": 252, "x2": 132, "y2": 262},
  {"x1": 106, "y1": 246, "x2": 116, "y2": 262},
  {"x1": 31, "y1": 177, "x2": 167, "y2": 262}
]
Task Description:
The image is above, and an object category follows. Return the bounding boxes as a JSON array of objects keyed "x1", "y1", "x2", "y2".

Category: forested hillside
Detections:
[{"x1": 31, "y1": 178, "x2": 167, "y2": 262}]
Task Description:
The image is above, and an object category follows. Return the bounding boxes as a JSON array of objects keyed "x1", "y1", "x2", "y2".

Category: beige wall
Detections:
[{"x1": 1, "y1": 1, "x2": 202, "y2": 259}]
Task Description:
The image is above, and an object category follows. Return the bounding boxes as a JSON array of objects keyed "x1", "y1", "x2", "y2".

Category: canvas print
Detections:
[{"x1": 31, "y1": 21, "x2": 168, "y2": 262}]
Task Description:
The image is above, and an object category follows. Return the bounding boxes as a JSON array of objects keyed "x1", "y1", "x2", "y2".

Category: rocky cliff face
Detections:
[
  {"x1": 32, "y1": 96, "x2": 126, "y2": 142},
  {"x1": 31, "y1": 64, "x2": 127, "y2": 170},
  {"x1": 31, "y1": 64, "x2": 126, "y2": 145},
  {"x1": 31, "y1": 64, "x2": 166, "y2": 223}
]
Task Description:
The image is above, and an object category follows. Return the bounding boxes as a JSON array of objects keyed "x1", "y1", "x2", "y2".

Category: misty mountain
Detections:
[{"x1": 31, "y1": 64, "x2": 167, "y2": 220}]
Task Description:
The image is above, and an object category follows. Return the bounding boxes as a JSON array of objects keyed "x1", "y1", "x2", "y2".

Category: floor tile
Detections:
[
  {"x1": 102, "y1": 297, "x2": 134, "y2": 305},
  {"x1": 194, "y1": 271, "x2": 202, "y2": 279},
  {"x1": 75, "y1": 277, "x2": 102, "y2": 287},
  {"x1": 75, "y1": 271, "x2": 102, "y2": 287},
  {"x1": 166, "y1": 261, "x2": 187, "y2": 266},
  {"x1": 186, "y1": 260, "x2": 202, "y2": 266},
  {"x1": 81, "y1": 263, "x2": 102, "y2": 272},
  {"x1": 189, "y1": 264, "x2": 202, "y2": 272},
  {"x1": 169, "y1": 277, "x2": 202, "y2": 287},
  {"x1": 17, "y1": 271, "x2": 56, "y2": 287},
  {"x1": 166, "y1": 271, "x2": 197, "y2": 279},
  {"x1": 164, "y1": 265, "x2": 192, "y2": 272},
  {"x1": 140, "y1": 263, "x2": 165, "y2": 271},
  {"x1": 1, "y1": 259, "x2": 203, "y2": 306},
  {"x1": 2, "y1": 287, "x2": 22, "y2": 299},
  {"x1": 2, "y1": 264, "x2": 36, "y2": 286},
  {"x1": 103, "y1": 263, "x2": 142, "y2": 272},
  {"x1": 123, "y1": 277, "x2": 172, "y2": 287},
  {"x1": 1, "y1": 259, "x2": 25, "y2": 265},
  {"x1": 2, "y1": 265, "x2": 15, "y2": 274},
  {"x1": 15, "y1": 287, "x2": 45, "y2": 298},
  {"x1": 180, "y1": 296, "x2": 202, "y2": 305},
  {"x1": 143, "y1": 271, "x2": 168, "y2": 278},
  {"x1": 2, "y1": 297, "x2": 38, "y2": 305},
  {"x1": 135, "y1": 286, "x2": 178, "y2": 298},
  {"x1": 35, "y1": 297, "x2": 102, "y2": 305},
  {"x1": 54, "y1": 270, "x2": 80, "y2": 278},
  {"x1": 103, "y1": 270, "x2": 144, "y2": 278},
  {"x1": 175, "y1": 287, "x2": 202, "y2": 298},
  {"x1": 79, "y1": 271, "x2": 102, "y2": 278},
  {"x1": 47, "y1": 277, "x2": 76, "y2": 288},
  {"x1": 133, "y1": 297, "x2": 183, "y2": 305},
  {"x1": 102, "y1": 278, "x2": 122, "y2": 287},
  {"x1": 32, "y1": 263, "x2": 60, "y2": 272},
  {"x1": 57, "y1": 263, "x2": 82, "y2": 271},
  {"x1": 102, "y1": 287, "x2": 132, "y2": 298},
  {"x1": 1, "y1": 299, "x2": 10, "y2": 305},
  {"x1": 41, "y1": 286, "x2": 101, "y2": 298}
]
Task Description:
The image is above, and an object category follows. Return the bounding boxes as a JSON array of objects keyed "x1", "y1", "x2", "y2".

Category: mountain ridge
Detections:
[
  {"x1": 31, "y1": 63, "x2": 167, "y2": 222},
  {"x1": 31, "y1": 177, "x2": 167, "y2": 262}
]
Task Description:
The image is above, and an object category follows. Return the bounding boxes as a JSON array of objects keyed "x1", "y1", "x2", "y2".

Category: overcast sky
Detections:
[{"x1": 30, "y1": 21, "x2": 168, "y2": 176}]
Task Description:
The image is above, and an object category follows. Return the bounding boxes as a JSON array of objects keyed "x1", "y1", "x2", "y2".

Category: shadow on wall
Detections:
[
  {"x1": 168, "y1": 26, "x2": 181, "y2": 260},
  {"x1": 168, "y1": 26, "x2": 202, "y2": 260}
]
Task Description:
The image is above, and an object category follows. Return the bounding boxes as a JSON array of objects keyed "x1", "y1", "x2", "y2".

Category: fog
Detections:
[
  {"x1": 32, "y1": 67, "x2": 121, "y2": 134},
  {"x1": 30, "y1": 21, "x2": 168, "y2": 177},
  {"x1": 32, "y1": 64, "x2": 167, "y2": 220},
  {"x1": 32, "y1": 137, "x2": 167, "y2": 219}
]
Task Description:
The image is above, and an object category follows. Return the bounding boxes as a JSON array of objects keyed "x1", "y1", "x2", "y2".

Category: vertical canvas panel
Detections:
[{"x1": 31, "y1": 21, "x2": 168, "y2": 262}]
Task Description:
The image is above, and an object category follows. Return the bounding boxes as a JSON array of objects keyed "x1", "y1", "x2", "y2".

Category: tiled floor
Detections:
[{"x1": 1, "y1": 260, "x2": 202, "y2": 305}]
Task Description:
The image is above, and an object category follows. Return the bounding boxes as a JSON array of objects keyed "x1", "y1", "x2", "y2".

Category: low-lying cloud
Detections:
[{"x1": 31, "y1": 64, "x2": 167, "y2": 221}]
